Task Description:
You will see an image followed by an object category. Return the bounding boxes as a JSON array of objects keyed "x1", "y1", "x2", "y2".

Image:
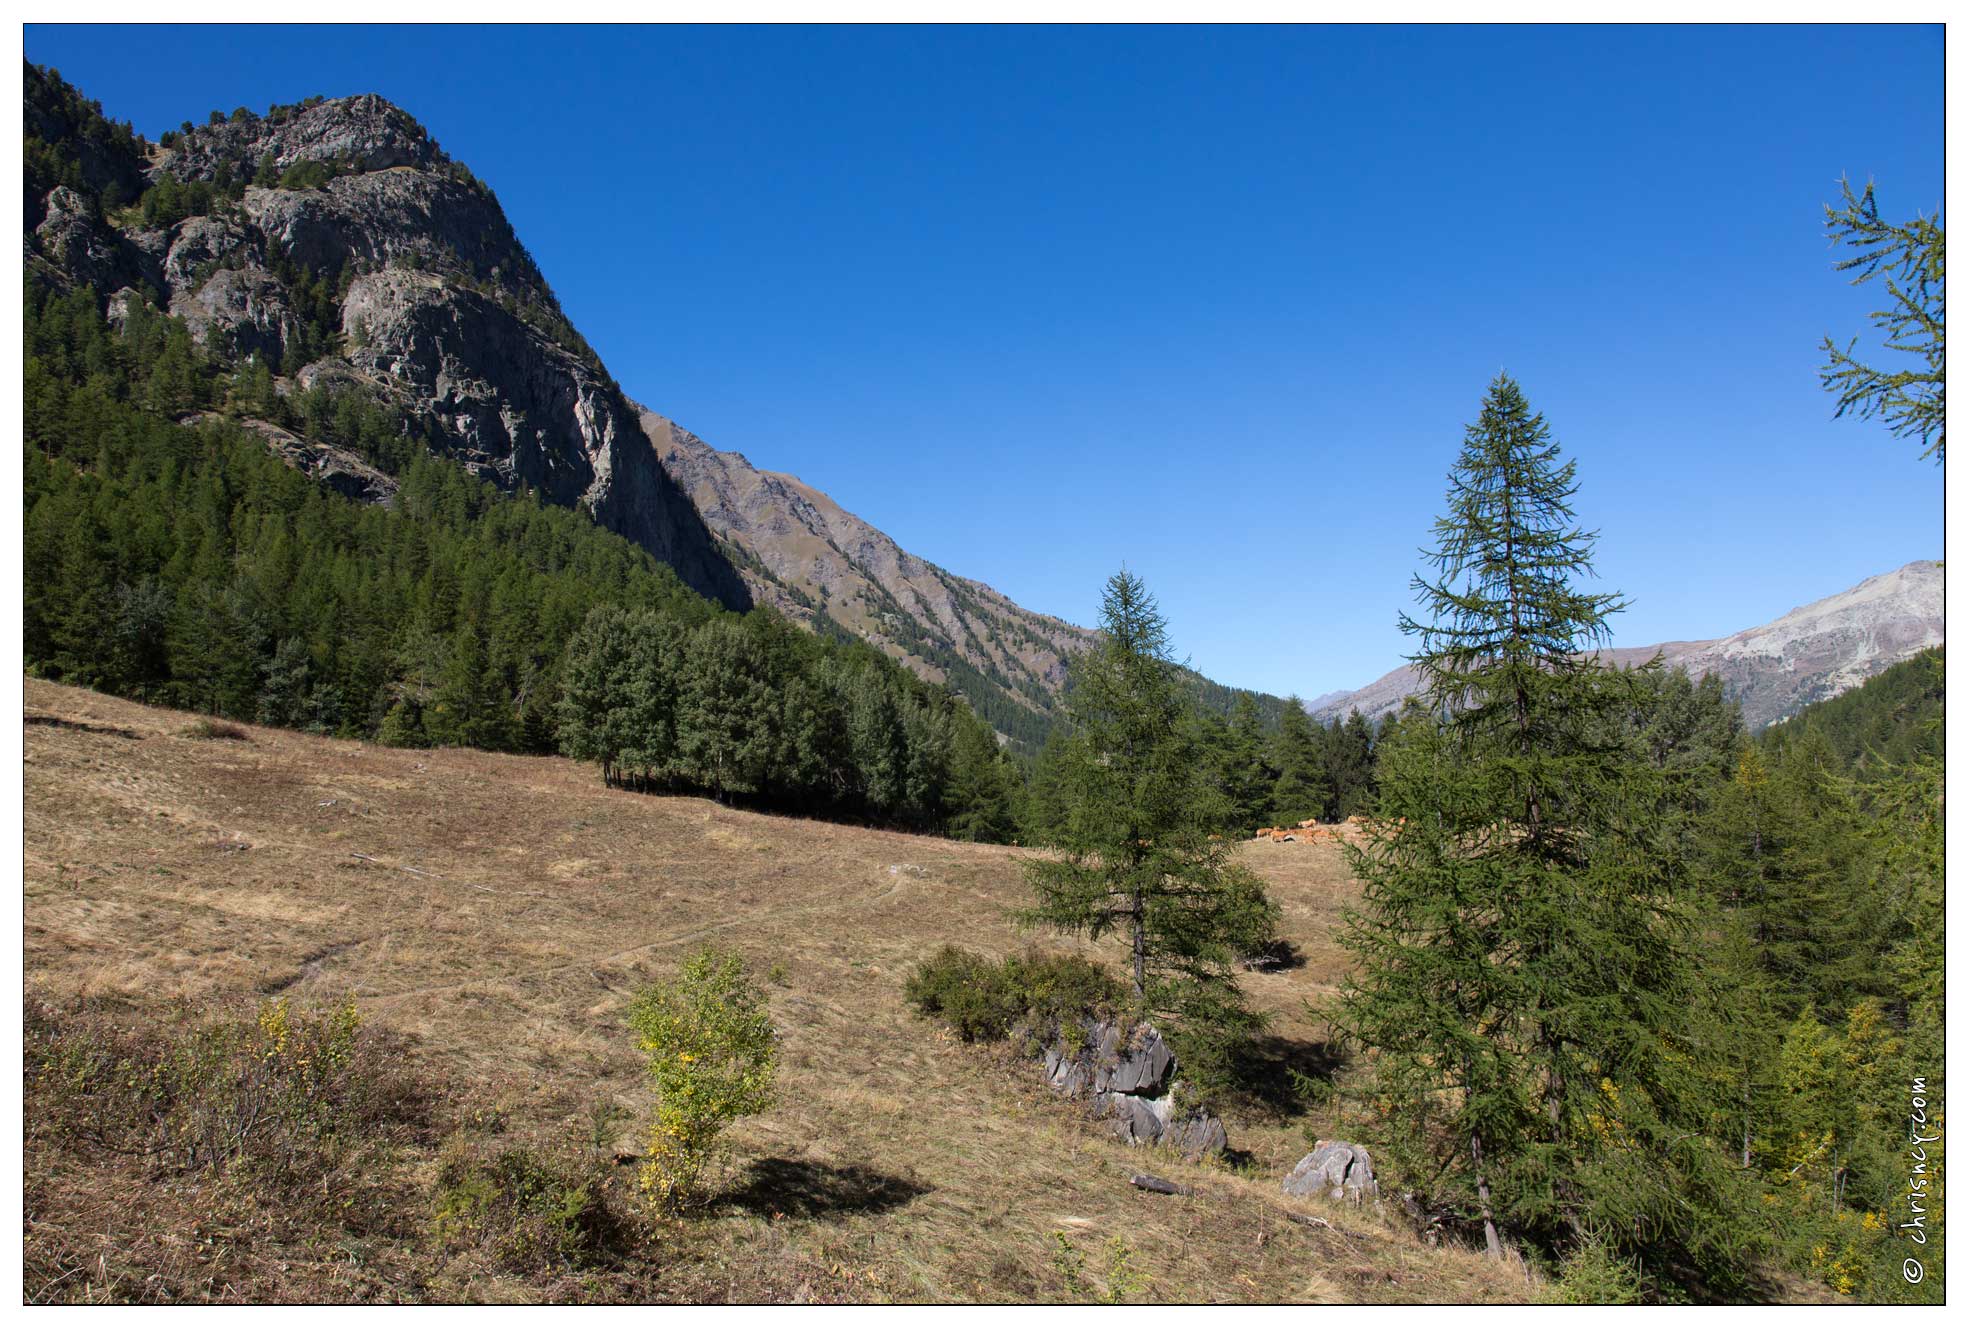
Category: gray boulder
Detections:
[
  {"x1": 1090, "y1": 1082, "x2": 1226, "y2": 1160},
  {"x1": 1042, "y1": 1020, "x2": 1227, "y2": 1158},
  {"x1": 1099, "y1": 1025, "x2": 1175, "y2": 1095},
  {"x1": 1283, "y1": 1140, "x2": 1378, "y2": 1203},
  {"x1": 1045, "y1": 1045, "x2": 1094, "y2": 1097},
  {"x1": 1097, "y1": 1089, "x2": 1168, "y2": 1144},
  {"x1": 1048, "y1": 1018, "x2": 1175, "y2": 1098},
  {"x1": 1167, "y1": 1110, "x2": 1229, "y2": 1159}
]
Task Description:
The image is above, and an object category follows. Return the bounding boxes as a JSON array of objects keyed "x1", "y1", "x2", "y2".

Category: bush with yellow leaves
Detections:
[{"x1": 626, "y1": 946, "x2": 778, "y2": 1210}]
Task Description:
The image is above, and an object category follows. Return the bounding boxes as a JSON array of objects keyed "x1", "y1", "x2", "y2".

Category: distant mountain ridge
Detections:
[
  {"x1": 644, "y1": 408, "x2": 1094, "y2": 748},
  {"x1": 1307, "y1": 561, "x2": 1944, "y2": 731}
]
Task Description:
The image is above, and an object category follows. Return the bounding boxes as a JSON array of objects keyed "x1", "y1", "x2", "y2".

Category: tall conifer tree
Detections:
[
  {"x1": 1336, "y1": 375, "x2": 1745, "y2": 1287},
  {"x1": 1021, "y1": 570, "x2": 1277, "y2": 1084},
  {"x1": 1268, "y1": 697, "x2": 1329, "y2": 825}
]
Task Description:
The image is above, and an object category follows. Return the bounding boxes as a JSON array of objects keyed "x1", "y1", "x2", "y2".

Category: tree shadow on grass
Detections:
[
  {"x1": 1239, "y1": 939, "x2": 1308, "y2": 972},
  {"x1": 1222, "y1": 1032, "x2": 1350, "y2": 1122},
  {"x1": 25, "y1": 714, "x2": 142, "y2": 740},
  {"x1": 717, "y1": 1157, "x2": 931, "y2": 1221}
]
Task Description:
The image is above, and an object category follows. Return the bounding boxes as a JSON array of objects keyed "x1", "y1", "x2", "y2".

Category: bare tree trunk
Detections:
[
  {"x1": 1742, "y1": 1077, "x2": 1753, "y2": 1169},
  {"x1": 1471, "y1": 1130, "x2": 1503, "y2": 1260},
  {"x1": 1131, "y1": 887, "x2": 1147, "y2": 1003}
]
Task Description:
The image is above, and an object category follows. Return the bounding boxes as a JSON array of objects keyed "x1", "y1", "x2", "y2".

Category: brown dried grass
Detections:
[{"x1": 23, "y1": 678, "x2": 1531, "y2": 1304}]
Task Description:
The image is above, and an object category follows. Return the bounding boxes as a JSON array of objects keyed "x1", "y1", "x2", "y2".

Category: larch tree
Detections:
[
  {"x1": 1819, "y1": 178, "x2": 1944, "y2": 462},
  {"x1": 1335, "y1": 375, "x2": 1747, "y2": 1288},
  {"x1": 1020, "y1": 569, "x2": 1277, "y2": 1087},
  {"x1": 1220, "y1": 692, "x2": 1278, "y2": 831},
  {"x1": 1268, "y1": 697, "x2": 1329, "y2": 826}
]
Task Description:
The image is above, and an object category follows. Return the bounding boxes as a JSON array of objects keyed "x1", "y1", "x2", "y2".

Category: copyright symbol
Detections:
[{"x1": 1903, "y1": 1258, "x2": 1924, "y2": 1284}]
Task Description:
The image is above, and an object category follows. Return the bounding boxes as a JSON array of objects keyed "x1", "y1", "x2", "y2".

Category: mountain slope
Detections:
[
  {"x1": 644, "y1": 409, "x2": 1092, "y2": 748},
  {"x1": 23, "y1": 68, "x2": 749, "y2": 610},
  {"x1": 1309, "y1": 560, "x2": 1944, "y2": 731},
  {"x1": 1761, "y1": 646, "x2": 1944, "y2": 774},
  {"x1": 24, "y1": 66, "x2": 1294, "y2": 756},
  {"x1": 646, "y1": 411, "x2": 1307, "y2": 749}
]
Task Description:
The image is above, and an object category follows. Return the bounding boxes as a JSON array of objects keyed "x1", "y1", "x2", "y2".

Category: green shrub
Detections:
[
  {"x1": 278, "y1": 159, "x2": 340, "y2": 191},
  {"x1": 626, "y1": 946, "x2": 778, "y2": 1210},
  {"x1": 1050, "y1": 1230, "x2": 1150, "y2": 1303},
  {"x1": 905, "y1": 945, "x2": 1123, "y2": 1044},
  {"x1": 904, "y1": 945, "x2": 1022, "y2": 1041},
  {"x1": 1548, "y1": 1232, "x2": 1646, "y2": 1304},
  {"x1": 25, "y1": 996, "x2": 438, "y2": 1208},
  {"x1": 434, "y1": 1141, "x2": 631, "y2": 1274}
]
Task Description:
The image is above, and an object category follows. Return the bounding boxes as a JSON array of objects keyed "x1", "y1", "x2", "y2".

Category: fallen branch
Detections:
[
  {"x1": 1130, "y1": 1174, "x2": 1192, "y2": 1196},
  {"x1": 1284, "y1": 1212, "x2": 1332, "y2": 1230}
]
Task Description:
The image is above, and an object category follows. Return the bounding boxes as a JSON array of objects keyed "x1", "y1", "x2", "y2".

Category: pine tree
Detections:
[
  {"x1": 1336, "y1": 375, "x2": 1744, "y2": 1285},
  {"x1": 1268, "y1": 697, "x2": 1328, "y2": 825},
  {"x1": 1819, "y1": 178, "x2": 1944, "y2": 462},
  {"x1": 620, "y1": 613, "x2": 686, "y2": 788},
  {"x1": 555, "y1": 605, "x2": 637, "y2": 784},
  {"x1": 1219, "y1": 693, "x2": 1277, "y2": 831},
  {"x1": 1020, "y1": 570, "x2": 1278, "y2": 1088},
  {"x1": 675, "y1": 617, "x2": 777, "y2": 802},
  {"x1": 946, "y1": 719, "x2": 1018, "y2": 843},
  {"x1": 1018, "y1": 727, "x2": 1076, "y2": 846},
  {"x1": 843, "y1": 664, "x2": 908, "y2": 813},
  {"x1": 1316, "y1": 709, "x2": 1376, "y2": 820},
  {"x1": 377, "y1": 697, "x2": 426, "y2": 748}
]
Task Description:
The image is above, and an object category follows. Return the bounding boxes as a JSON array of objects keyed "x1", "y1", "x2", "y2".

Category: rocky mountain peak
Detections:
[
  {"x1": 154, "y1": 93, "x2": 441, "y2": 183},
  {"x1": 25, "y1": 65, "x2": 750, "y2": 610}
]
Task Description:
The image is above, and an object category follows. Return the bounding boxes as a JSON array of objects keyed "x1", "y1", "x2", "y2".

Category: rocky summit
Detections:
[{"x1": 24, "y1": 75, "x2": 748, "y2": 610}]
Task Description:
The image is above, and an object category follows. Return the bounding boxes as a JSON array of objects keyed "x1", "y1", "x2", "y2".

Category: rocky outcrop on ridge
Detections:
[{"x1": 25, "y1": 77, "x2": 749, "y2": 611}]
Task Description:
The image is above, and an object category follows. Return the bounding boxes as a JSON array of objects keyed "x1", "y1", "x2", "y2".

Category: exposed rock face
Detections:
[
  {"x1": 648, "y1": 408, "x2": 1093, "y2": 737},
  {"x1": 1283, "y1": 1141, "x2": 1378, "y2": 1204},
  {"x1": 333, "y1": 270, "x2": 735, "y2": 586},
  {"x1": 242, "y1": 170, "x2": 523, "y2": 282},
  {"x1": 1042, "y1": 1019, "x2": 1227, "y2": 1160},
  {"x1": 1308, "y1": 561, "x2": 1944, "y2": 732},
  {"x1": 185, "y1": 412, "x2": 396, "y2": 505},
  {"x1": 171, "y1": 265, "x2": 298, "y2": 364},
  {"x1": 161, "y1": 212, "x2": 253, "y2": 289},
  {"x1": 33, "y1": 186, "x2": 149, "y2": 295},
  {"x1": 155, "y1": 95, "x2": 440, "y2": 183},
  {"x1": 26, "y1": 91, "x2": 749, "y2": 612}
]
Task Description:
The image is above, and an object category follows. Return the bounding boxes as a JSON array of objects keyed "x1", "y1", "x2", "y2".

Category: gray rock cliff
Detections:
[{"x1": 26, "y1": 91, "x2": 749, "y2": 611}]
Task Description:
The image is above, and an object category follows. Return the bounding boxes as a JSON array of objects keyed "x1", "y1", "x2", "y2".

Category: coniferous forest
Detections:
[{"x1": 23, "y1": 280, "x2": 1036, "y2": 838}]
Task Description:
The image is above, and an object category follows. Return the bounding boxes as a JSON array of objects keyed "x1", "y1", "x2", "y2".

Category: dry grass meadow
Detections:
[{"x1": 22, "y1": 678, "x2": 1542, "y2": 1303}]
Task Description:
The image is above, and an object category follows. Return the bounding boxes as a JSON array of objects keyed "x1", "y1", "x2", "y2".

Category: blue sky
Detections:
[{"x1": 26, "y1": 24, "x2": 1944, "y2": 699}]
